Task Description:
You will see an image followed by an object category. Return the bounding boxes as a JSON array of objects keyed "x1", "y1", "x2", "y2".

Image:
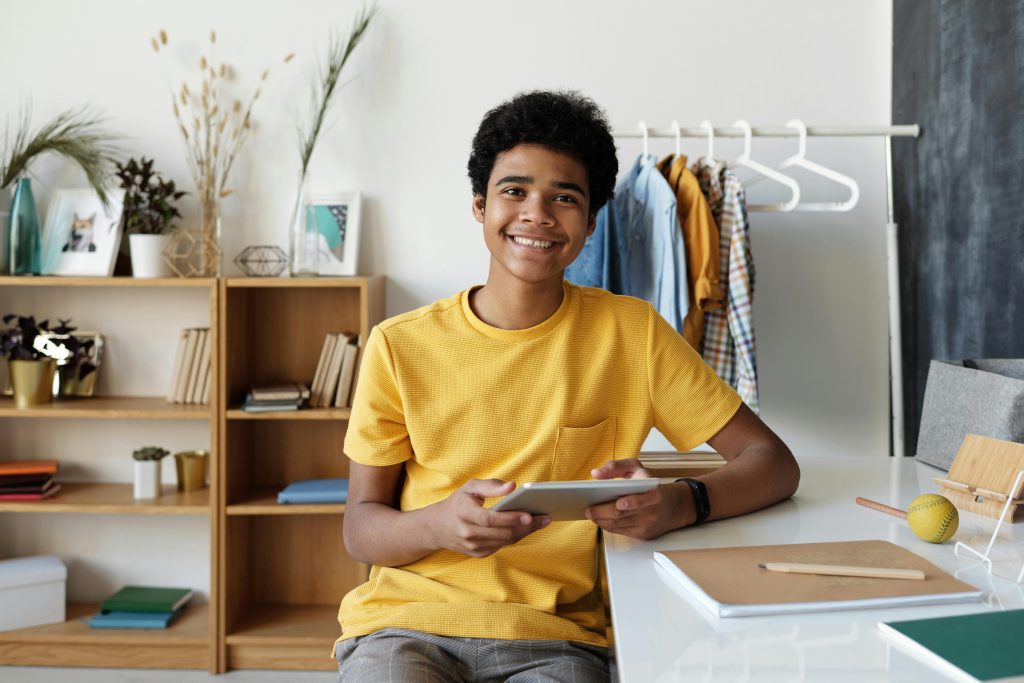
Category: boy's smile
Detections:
[{"x1": 473, "y1": 143, "x2": 595, "y2": 290}]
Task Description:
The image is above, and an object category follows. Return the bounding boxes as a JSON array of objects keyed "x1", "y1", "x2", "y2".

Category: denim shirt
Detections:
[{"x1": 566, "y1": 154, "x2": 689, "y2": 332}]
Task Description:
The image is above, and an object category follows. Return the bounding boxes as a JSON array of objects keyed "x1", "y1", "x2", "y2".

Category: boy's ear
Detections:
[
  {"x1": 586, "y1": 212, "x2": 597, "y2": 236},
  {"x1": 471, "y1": 194, "x2": 485, "y2": 224}
]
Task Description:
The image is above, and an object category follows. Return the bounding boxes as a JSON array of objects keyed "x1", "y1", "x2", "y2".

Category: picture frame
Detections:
[
  {"x1": 40, "y1": 189, "x2": 123, "y2": 276},
  {"x1": 301, "y1": 191, "x2": 361, "y2": 276}
]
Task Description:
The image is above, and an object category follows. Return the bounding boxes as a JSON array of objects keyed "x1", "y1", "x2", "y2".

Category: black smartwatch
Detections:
[{"x1": 676, "y1": 478, "x2": 711, "y2": 525}]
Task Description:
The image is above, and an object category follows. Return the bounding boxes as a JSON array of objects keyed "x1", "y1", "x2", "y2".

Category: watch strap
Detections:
[{"x1": 676, "y1": 477, "x2": 710, "y2": 525}]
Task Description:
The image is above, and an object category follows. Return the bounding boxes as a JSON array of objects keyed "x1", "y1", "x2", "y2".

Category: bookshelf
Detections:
[
  {"x1": 0, "y1": 275, "x2": 383, "y2": 674},
  {"x1": 0, "y1": 276, "x2": 220, "y2": 672},
  {"x1": 219, "y1": 276, "x2": 383, "y2": 671}
]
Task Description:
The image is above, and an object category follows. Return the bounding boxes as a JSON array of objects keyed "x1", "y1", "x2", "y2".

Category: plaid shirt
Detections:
[{"x1": 692, "y1": 158, "x2": 759, "y2": 412}]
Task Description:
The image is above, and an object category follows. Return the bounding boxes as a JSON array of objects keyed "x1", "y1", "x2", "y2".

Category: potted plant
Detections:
[
  {"x1": 0, "y1": 315, "x2": 91, "y2": 408},
  {"x1": 115, "y1": 157, "x2": 186, "y2": 278},
  {"x1": 132, "y1": 446, "x2": 170, "y2": 499}
]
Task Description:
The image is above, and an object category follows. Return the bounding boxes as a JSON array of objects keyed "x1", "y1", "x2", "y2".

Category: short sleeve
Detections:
[
  {"x1": 344, "y1": 325, "x2": 414, "y2": 466},
  {"x1": 647, "y1": 305, "x2": 742, "y2": 451}
]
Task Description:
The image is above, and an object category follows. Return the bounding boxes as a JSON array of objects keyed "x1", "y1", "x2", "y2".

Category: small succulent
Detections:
[
  {"x1": 132, "y1": 446, "x2": 170, "y2": 461},
  {"x1": 116, "y1": 157, "x2": 186, "y2": 235},
  {"x1": 0, "y1": 314, "x2": 94, "y2": 377}
]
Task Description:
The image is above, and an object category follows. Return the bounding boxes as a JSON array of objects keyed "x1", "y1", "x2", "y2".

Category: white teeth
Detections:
[{"x1": 512, "y1": 236, "x2": 554, "y2": 248}]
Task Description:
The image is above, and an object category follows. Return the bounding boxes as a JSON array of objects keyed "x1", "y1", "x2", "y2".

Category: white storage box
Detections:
[{"x1": 0, "y1": 555, "x2": 67, "y2": 632}]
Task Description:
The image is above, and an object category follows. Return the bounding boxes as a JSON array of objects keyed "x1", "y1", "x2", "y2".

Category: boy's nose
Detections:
[{"x1": 520, "y1": 196, "x2": 555, "y2": 226}]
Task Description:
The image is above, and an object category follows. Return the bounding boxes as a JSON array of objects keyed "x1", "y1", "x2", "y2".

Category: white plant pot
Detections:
[
  {"x1": 129, "y1": 234, "x2": 173, "y2": 278},
  {"x1": 133, "y1": 460, "x2": 161, "y2": 499}
]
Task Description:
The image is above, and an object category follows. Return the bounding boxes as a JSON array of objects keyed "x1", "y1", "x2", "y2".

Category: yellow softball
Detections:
[{"x1": 906, "y1": 494, "x2": 959, "y2": 543}]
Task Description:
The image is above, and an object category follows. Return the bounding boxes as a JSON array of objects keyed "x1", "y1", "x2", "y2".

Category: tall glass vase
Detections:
[
  {"x1": 8, "y1": 178, "x2": 41, "y2": 276},
  {"x1": 288, "y1": 172, "x2": 317, "y2": 277},
  {"x1": 199, "y1": 191, "x2": 222, "y2": 277}
]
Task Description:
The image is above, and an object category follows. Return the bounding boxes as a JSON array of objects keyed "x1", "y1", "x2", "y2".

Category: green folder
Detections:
[
  {"x1": 879, "y1": 609, "x2": 1024, "y2": 682},
  {"x1": 100, "y1": 586, "x2": 193, "y2": 614}
]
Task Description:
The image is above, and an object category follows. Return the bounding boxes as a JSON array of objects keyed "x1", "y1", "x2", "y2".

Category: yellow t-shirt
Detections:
[{"x1": 336, "y1": 281, "x2": 740, "y2": 648}]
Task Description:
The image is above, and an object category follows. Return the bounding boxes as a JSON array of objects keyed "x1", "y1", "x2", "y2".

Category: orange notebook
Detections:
[{"x1": 0, "y1": 459, "x2": 60, "y2": 476}]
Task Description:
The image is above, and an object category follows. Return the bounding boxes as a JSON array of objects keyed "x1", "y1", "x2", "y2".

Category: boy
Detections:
[{"x1": 336, "y1": 91, "x2": 799, "y2": 682}]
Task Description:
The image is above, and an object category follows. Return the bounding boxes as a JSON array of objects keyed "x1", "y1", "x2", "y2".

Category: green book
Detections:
[
  {"x1": 101, "y1": 586, "x2": 193, "y2": 614},
  {"x1": 878, "y1": 609, "x2": 1024, "y2": 682}
]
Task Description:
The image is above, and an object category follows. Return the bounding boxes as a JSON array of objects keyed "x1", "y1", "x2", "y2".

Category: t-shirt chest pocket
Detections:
[{"x1": 550, "y1": 418, "x2": 617, "y2": 481}]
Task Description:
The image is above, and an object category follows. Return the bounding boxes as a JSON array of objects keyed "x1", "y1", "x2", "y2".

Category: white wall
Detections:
[{"x1": 1, "y1": 0, "x2": 893, "y2": 598}]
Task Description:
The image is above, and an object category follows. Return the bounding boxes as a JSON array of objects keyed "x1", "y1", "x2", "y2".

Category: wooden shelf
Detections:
[
  {"x1": 227, "y1": 489, "x2": 345, "y2": 516},
  {"x1": 226, "y1": 406, "x2": 351, "y2": 420},
  {"x1": 0, "y1": 483, "x2": 210, "y2": 515},
  {"x1": 226, "y1": 604, "x2": 339, "y2": 645},
  {"x1": 225, "y1": 276, "x2": 376, "y2": 289},
  {"x1": 0, "y1": 276, "x2": 215, "y2": 288},
  {"x1": 0, "y1": 396, "x2": 212, "y2": 419},
  {"x1": 0, "y1": 602, "x2": 210, "y2": 669}
]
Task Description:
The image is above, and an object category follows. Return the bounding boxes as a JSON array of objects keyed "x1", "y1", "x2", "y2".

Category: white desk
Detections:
[{"x1": 604, "y1": 456, "x2": 1024, "y2": 682}]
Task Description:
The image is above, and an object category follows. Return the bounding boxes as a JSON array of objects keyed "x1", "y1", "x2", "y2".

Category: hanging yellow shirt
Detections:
[{"x1": 336, "y1": 282, "x2": 740, "y2": 649}]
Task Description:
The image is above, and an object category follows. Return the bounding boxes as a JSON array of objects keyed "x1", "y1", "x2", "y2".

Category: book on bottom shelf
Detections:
[
  {"x1": 89, "y1": 610, "x2": 179, "y2": 629},
  {"x1": 277, "y1": 478, "x2": 349, "y2": 504},
  {"x1": 101, "y1": 585, "x2": 193, "y2": 613}
]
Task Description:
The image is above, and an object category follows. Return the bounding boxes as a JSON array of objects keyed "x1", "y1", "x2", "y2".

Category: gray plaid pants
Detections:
[{"x1": 336, "y1": 627, "x2": 611, "y2": 683}]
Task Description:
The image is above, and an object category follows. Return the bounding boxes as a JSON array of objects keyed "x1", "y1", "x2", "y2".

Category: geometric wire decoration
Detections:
[{"x1": 233, "y1": 245, "x2": 288, "y2": 277}]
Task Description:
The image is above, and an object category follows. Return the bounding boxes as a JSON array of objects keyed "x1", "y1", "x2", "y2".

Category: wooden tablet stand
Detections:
[{"x1": 934, "y1": 434, "x2": 1024, "y2": 521}]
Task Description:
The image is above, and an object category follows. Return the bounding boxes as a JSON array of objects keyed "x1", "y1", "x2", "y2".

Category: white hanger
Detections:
[
  {"x1": 731, "y1": 119, "x2": 800, "y2": 212},
  {"x1": 671, "y1": 120, "x2": 681, "y2": 158},
  {"x1": 638, "y1": 120, "x2": 650, "y2": 162},
  {"x1": 699, "y1": 120, "x2": 715, "y2": 162},
  {"x1": 777, "y1": 119, "x2": 860, "y2": 211}
]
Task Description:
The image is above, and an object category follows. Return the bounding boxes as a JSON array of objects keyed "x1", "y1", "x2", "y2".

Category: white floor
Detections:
[{"x1": 0, "y1": 667, "x2": 336, "y2": 682}]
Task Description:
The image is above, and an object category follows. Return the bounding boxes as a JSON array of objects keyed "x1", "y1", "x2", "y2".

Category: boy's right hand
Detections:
[{"x1": 431, "y1": 479, "x2": 550, "y2": 558}]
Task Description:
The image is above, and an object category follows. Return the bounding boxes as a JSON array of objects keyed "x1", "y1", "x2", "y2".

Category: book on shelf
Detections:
[
  {"x1": 347, "y1": 334, "x2": 365, "y2": 407},
  {"x1": 334, "y1": 336, "x2": 360, "y2": 408},
  {"x1": 878, "y1": 609, "x2": 1024, "y2": 683},
  {"x1": 0, "y1": 459, "x2": 60, "y2": 476},
  {"x1": 277, "y1": 478, "x2": 349, "y2": 504},
  {"x1": 89, "y1": 610, "x2": 179, "y2": 629},
  {"x1": 0, "y1": 476, "x2": 57, "y2": 495},
  {"x1": 653, "y1": 539, "x2": 983, "y2": 618},
  {"x1": 173, "y1": 328, "x2": 199, "y2": 404},
  {"x1": 0, "y1": 484, "x2": 60, "y2": 501},
  {"x1": 309, "y1": 333, "x2": 338, "y2": 408},
  {"x1": 166, "y1": 328, "x2": 188, "y2": 402},
  {"x1": 251, "y1": 382, "x2": 310, "y2": 403},
  {"x1": 185, "y1": 329, "x2": 209, "y2": 405},
  {"x1": 320, "y1": 334, "x2": 352, "y2": 409},
  {"x1": 241, "y1": 393, "x2": 301, "y2": 413},
  {"x1": 0, "y1": 472, "x2": 54, "y2": 487},
  {"x1": 100, "y1": 585, "x2": 193, "y2": 614},
  {"x1": 192, "y1": 328, "x2": 212, "y2": 405}
]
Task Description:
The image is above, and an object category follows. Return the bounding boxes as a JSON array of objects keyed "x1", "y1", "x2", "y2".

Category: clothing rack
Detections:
[{"x1": 612, "y1": 123, "x2": 921, "y2": 457}]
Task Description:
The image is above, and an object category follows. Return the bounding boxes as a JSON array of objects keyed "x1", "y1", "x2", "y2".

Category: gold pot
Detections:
[
  {"x1": 9, "y1": 359, "x2": 57, "y2": 408},
  {"x1": 174, "y1": 450, "x2": 209, "y2": 492}
]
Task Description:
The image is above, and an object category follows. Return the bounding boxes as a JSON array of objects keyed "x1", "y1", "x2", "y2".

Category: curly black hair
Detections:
[{"x1": 467, "y1": 90, "x2": 618, "y2": 215}]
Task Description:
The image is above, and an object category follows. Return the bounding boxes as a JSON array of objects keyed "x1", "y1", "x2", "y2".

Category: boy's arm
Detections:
[
  {"x1": 343, "y1": 461, "x2": 551, "y2": 566},
  {"x1": 587, "y1": 403, "x2": 800, "y2": 540}
]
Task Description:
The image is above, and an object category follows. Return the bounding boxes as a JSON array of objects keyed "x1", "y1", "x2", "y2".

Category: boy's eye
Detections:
[
  {"x1": 554, "y1": 194, "x2": 579, "y2": 204},
  {"x1": 500, "y1": 187, "x2": 525, "y2": 197}
]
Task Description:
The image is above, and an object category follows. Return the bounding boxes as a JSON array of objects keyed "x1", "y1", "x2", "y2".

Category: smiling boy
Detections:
[{"x1": 335, "y1": 91, "x2": 800, "y2": 682}]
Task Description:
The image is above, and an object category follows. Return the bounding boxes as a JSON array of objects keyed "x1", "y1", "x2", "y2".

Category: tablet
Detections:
[{"x1": 490, "y1": 479, "x2": 660, "y2": 521}]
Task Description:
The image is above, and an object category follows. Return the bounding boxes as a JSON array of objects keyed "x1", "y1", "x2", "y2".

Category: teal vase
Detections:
[{"x1": 9, "y1": 177, "x2": 41, "y2": 275}]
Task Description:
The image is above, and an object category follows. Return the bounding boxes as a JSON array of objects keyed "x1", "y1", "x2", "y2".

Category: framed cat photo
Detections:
[{"x1": 41, "y1": 189, "x2": 123, "y2": 276}]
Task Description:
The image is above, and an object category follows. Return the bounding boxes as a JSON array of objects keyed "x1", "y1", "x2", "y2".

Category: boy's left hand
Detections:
[{"x1": 586, "y1": 458, "x2": 683, "y2": 540}]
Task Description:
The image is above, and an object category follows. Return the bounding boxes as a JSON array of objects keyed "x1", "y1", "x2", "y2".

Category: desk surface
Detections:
[{"x1": 604, "y1": 456, "x2": 1024, "y2": 682}]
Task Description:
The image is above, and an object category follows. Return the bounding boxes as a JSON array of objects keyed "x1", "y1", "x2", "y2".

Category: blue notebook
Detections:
[
  {"x1": 277, "y1": 478, "x2": 349, "y2": 504},
  {"x1": 89, "y1": 610, "x2": 177, "y2": 629}
]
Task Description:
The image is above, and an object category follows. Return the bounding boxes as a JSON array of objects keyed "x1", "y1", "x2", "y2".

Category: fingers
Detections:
[
  {"x1": 461, "y1": 478, "x2": 515, "y2": 499},
  {"x1": 586, "y1": 488, "x2": 662, "y2": 522},
  {"x1": 591, "y1": 458, "x2": 649, "y2": 480}
]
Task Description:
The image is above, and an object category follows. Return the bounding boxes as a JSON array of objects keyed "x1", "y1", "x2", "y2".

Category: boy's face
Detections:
[{"x1": 472, "y1": 143, "x2": 595, "y2": 289}]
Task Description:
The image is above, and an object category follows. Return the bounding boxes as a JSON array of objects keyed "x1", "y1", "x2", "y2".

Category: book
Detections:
[
  {"x1": 309, "y1": 333, "x2": 337, "y2": 408},
  {"x1": 251, "y1": 382, "x2": 310, "y2": 403},
  {"x1": 89, "y1": 610, "x2": 178, "y2": 629},
  {"x1": 879, "y1": 609, "x2": 1024, "y2": 682},
  {"x1": 166, "y1": 328, "x2": 188, "y2": 403},
  {"x1": 0, "y1": 484, "x2": 60, "y2": 501},
  {"x1": 241, "y1": 394, "x2": 301, "y2": 413},
  {"x1": 653, "y1": 539, "x2": 983, "y2": 618},
  {"x1": 185, "y1": 329, "x2": 208, "y2": 405},
  {"x1": 0, "y1": 476, "x2": 56, "y2": 495},
  {"x1": 334, "y1": 338, "x2": 359, "y2": 408},
  {"x1": 174, "y1": 329, "x2": 199, "y2": 403},
  {"x1": 101, "y1": 586, "x2": 193, "y2": 614},
  {"x1": 191, "y1": 328, "x2": 211, "y2": 405},
  {"x1": 320, "y1": 334, "x2": 350, "y2": 408},
  {"x1": 0, "y1": 472, "x2": 53, "y2": 487},
  {"x1": 277, "y1": 478, "x2": 349, "y2": 504},
  {"x1": 0, "y1": 460, "x2": 60, "y2": 476}
]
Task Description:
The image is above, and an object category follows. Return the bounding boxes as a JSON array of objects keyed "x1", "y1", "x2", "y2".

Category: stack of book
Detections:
[
  {"x1": 277, "y1": 478, "x2": 349, "y2": 505},
  {"x1": 308, "y1": 333, "x2": 363, "y2": 408},
  {"x1": 89, "y1": 585, "x2": 193, "y2": 629},
  {"x1": 166, "y1": 327, "x2": 212, "y2": 405},
  {"x1": 241, "y1": 382, "x2": 310, "y2": 413},
  {"x1": 0, "y1": 459, "x2": 61, "y2": 501}
]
